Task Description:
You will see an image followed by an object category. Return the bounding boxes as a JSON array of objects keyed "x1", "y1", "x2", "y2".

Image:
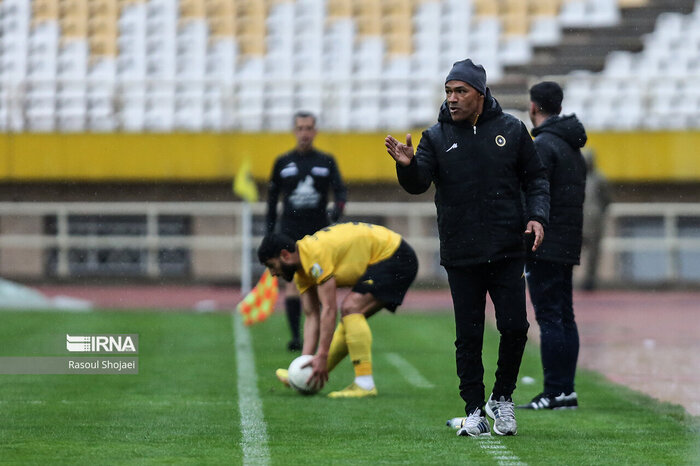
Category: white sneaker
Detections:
[
  {"x1": 485, "y1": 394, "x2": 517, "y2": 436},
  {"x1": 448, "y1": 409, "x2": 491, "y2": 437}
]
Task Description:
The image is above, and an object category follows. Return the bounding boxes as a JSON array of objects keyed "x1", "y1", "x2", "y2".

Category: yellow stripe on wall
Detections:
[
  {"x1": 0, "y1": 131, "x2": 698, "y2": 182},
  {"x1": 1, "y1": 133, "x2": 289, "y2": 180},
  {"x1": 587, "y1": 131, "x2": 700, "y2": 181}
]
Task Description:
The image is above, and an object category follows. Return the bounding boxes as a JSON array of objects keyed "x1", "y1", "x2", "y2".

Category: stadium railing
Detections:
[{"x1": 1, "y1": 201, "x2": 700, "y2": 287}]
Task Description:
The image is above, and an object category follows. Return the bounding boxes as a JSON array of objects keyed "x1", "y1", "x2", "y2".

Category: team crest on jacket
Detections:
[
  {"x1": 495, "y1": 135, "x2": 506, "y2": 147},
  {"x1": 311, "y1": 263, "x2": 323, "y2": 279}
]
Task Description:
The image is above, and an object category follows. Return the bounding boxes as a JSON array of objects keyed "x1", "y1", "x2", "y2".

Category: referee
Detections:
[{"x1": 265, "y1": 111, "x2": 347, "y2": 351}]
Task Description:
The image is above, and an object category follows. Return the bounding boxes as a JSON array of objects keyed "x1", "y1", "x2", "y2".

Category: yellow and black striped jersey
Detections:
[{"x1": 294, "y1": 222, "x2": 402, "y2": 294}]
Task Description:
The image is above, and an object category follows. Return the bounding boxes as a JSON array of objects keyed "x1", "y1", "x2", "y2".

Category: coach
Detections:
[{"x1": 385, "y1": 59, "x2": 549, "y2": 437}]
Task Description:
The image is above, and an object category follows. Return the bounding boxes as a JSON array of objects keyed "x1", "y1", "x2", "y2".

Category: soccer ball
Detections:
[{"x1": 287, "y1": 354, "x2": 319, "y2": 395}]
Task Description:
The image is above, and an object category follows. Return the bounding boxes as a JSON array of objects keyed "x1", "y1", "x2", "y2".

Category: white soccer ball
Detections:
[{"x1": 287, "y1": 354, "x2": 319, "y2": 395}]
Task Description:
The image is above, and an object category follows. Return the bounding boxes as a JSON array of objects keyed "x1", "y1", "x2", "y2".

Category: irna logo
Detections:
[{"x1": 66, "y1": 334, "x2": 138, "y2": 353}]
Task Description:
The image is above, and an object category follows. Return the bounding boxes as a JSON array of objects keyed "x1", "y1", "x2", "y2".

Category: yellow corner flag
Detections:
[
  {"x1": 237, "y1": 269, "x2": 279, "y2": 326},
  {"x1": 233, "y1": 157, "x2": 258, "y2": 202}
]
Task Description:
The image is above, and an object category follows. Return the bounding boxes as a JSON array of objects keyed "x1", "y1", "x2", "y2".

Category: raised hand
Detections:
[{"x1": 385, "y1": 133, "x2": 414, "y2": 167}]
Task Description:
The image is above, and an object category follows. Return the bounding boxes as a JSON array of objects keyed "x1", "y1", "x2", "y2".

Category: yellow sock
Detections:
[
  {"x1": 342, "y1": 313, "x2": 372, "y2": 377},
  {"x1": 326, "y1": 321, "x2": 348, "y2": 372}
]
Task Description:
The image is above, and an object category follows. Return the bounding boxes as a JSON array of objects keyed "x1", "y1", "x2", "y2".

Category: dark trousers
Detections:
[
  {"x1": 526, "y1": 260, "x2": 579, "y2": 395},
  {"x1": 446, "y1": 258, "x2": 529, "y2": 415}
]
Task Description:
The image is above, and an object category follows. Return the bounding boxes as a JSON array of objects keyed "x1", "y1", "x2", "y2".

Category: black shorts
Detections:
[{"x1": 352, "y1": 240, "x2": 418, "y2": 312}]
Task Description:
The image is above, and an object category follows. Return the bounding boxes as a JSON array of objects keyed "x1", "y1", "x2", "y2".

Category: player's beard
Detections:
[{"x1": 280, "y1": 263, "x2": 297, "y2": 282}]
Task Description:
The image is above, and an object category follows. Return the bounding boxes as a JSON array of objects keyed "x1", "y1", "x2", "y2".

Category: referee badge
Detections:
[
  {"x1": 311, "y1": 263, "x2": 323, "y2": 279},
  {"x1": 495, "y1": 135, "x2": 506, "y2": 147}
]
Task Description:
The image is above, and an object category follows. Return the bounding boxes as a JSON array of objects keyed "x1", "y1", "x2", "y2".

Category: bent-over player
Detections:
[{"x1": 258, "y1": 222, "x2": 418, "y2": 398}]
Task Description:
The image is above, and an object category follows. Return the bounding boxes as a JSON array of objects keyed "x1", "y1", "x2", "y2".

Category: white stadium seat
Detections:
[{"x1": 0, "y1": 0, "x2": 697, "y2": 132}]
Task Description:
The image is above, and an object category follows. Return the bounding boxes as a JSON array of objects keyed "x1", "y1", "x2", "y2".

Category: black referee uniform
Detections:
[{"x1": 266, "y1": 148, "x2": 347, "y2": 349}]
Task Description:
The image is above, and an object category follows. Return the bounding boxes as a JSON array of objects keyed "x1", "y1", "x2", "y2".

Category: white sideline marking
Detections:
[
  {"x1": 232, "y1": 312, "x2": 270, "y2": 465},
  {"x1": 384, "y1": 352, "x2": 434, "y2": 388},
  {"x1": 477, "y1": 438, "x2": 526, "y2": 466}
]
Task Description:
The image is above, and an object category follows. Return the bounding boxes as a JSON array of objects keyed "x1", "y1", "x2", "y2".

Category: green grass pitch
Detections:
[{"x1": 0, "y1": 309, "x2": 697, "y2": 464}]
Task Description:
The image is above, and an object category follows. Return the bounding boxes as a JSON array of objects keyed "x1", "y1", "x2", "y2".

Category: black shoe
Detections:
[
  {"x1": 518, "y1": 392, "x2": 578, "y2": 410},
  {"x1": 286, "y1": 339, "x2": 302, "y2": 352}
]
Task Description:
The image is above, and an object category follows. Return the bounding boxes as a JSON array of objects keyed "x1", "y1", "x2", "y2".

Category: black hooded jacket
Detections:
[
  {"x1": 396, "y1": 90, "x2": 550, "y2": 266},
  {"x1": 529, "y1": 114, "x2": 587, "y2": 264}
]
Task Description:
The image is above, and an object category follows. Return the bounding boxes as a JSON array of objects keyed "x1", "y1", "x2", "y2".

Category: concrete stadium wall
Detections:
[{"x1": 1, "y1": 131, "x2": 699, "y2": 183}]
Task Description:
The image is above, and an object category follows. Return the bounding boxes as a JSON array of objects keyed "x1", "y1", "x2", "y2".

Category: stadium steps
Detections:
[{"x1": 491, "y1": 0, "x2": 697, "y2": 111}]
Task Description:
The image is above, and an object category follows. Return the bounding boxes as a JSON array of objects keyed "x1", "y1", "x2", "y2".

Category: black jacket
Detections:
[
  {"x1": 266, "y1": 149, "x2": 347, "y2": 235},
  {"x1": 529, "y1": 114, "x2": 587, "y2": 264},
  {"x1": 397, "y1": 90, "x2": 550, "y2": 266}
]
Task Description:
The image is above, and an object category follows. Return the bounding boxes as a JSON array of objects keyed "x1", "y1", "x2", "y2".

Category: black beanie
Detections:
[
  {"x1": 445, "y1": 59, "x2": 487, "y2": 95},
  {"x1": 530, "y1": 81, "x2": 563, "y2": 115}
]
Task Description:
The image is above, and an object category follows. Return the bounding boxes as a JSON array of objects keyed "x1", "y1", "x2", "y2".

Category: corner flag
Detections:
[
  {"x1": 237, "y1": 269, "x2": 279, "y2": 326},
  {"x1": 233, "y1": 157, "x2": 258, "y2": 202}
]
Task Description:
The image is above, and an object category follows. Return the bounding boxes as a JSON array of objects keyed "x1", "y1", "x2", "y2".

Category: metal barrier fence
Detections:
[
  {"x1": 1, "y1": 201, "x2": 700, "y2": 286},
  {"x1": 603, "y1": 202, "x2": 700, "y2": 284}
]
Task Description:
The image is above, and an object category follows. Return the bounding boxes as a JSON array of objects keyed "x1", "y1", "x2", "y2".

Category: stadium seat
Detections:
[
  {"x1": 500, "y1": 36, "x2": 532, "y2": 66},
  {"x1": 603, "y1": 51, "x2": 635, "y2": 78},
  {"x1": 327, "y1": 0, "x2": 352, "y2": 19},
  {"x1": 58, "y1": 40, "x2": 88, "y2": 78},
  {"x1": 587, "y1": 0, "x2": 620, "y2": 27},
  {"x1": 559, "y1": 1, "x2": 587, "y2": 27},
  {"x1": 179, "y1": 0, "x2": 205, "y2": 19},
  {"x1": 529, "y1": 16, "x2": 561, "y2": 46},
  {"x1": 177, "y1": 20, "x2": 207, "y2": 78},
  {"x1": 562, "y1": 1, "x2": 700, "y2": 131},
  {"x1": 207, "y1": 39, "x2": 237, "y2": 82},
  {"x1": 174, "y1": 86, "x2": 205, "y2": 131},
  {"x1": 236, "y1": 57, "x2": 265, "y2": 131},
  {"x1": 32, "y1": 0, "x2": 59, "y2": 23},
  {"x1": 472, "y1": 0, "x2": 499, "y2": 17},
  {"x1": 2, "y1": 0, "x2": 698, "y2": 132}
]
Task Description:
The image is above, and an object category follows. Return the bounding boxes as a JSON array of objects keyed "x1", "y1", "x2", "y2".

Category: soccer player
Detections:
[
  {"x1": 257, "y1": 222, "x2": 418, "y2": 398},
  {"x1": 266, "y1": 111, "x2": 347, "y2": 352}
]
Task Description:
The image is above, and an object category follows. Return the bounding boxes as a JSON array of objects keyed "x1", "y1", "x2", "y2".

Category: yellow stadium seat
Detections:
[
  {"x1": 118, "y1": 0, "x2": 146, "y2": 7},
  {"x1": 501, "y1": 0, "x2": 527, "y2": 16},
  {"x1": 383, "y1": 0, "x2": 414, "y2": 16},
  {"x1": 383, "y1": 11, "x2": 412, "y2": 34},
  {"x1": 59, "y1": 0, "x2": 89, "y2": 38},
  {"x1": 59, "y1": 0, "x2": 88, "y2": 17},
  {"x1": 33, "y1": 0, "x2": 59, "y2": 22},
  {"x1": 206, "y1": 0, "x2": 236, "y2": 38},
  {"x1": 529, "y1": 0, "x2": 561, "y2": 16},
  {"x1": 89, "y1": 0, "x2": 119, "y2": 18},
  {"x1": 180, "y1": 0, "x2": 206, "y2": 19},
  {"x1": 88, "y1": 16, "x2": 117, "y2": 38},
  {"x1": 327, "y1": 0, "x2": 352, "y2": 18},
  {"x1": 473, "y1": 0, "x2": 499, "y2": 16},
  {"x1": 205, "y1": 0, "x2": 236, "y2": 17},
  {"x1": 236, "y1": 9, "x2": 266, "y2": 56},
  {"x1": 502, "y1": 13, "x2": 529, "y2": 37},
  {"x1": 60, "y1": 18, "x2": 88, "y2": 38},
  {"x1": 385, "y1": 32, "x2": 413, "y2": 56},
  {"x1": 356, "y1": 15, "x2": 382, "y2": 36},
  {"x1": 89, "y1": 33, "x2": 118, "y2": 57},
  {"x1": 237, "y1": 34, "x2": 266, "y2": 56},
  {"x1": 209, "y1": 16, "x2": 236, "y2": 37},
  {"x1": 618, "y1": 0, "x2": 649, "y2": 7},
  {"x1": 354, "y1": 0, "x2": 381, "y2": 18},
  {"x1": 237, "y1": 14, "x2": 265, "y2": 35},
  {"x1": 237, "y1": 0, "x2": 266, "y2": 17}
]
